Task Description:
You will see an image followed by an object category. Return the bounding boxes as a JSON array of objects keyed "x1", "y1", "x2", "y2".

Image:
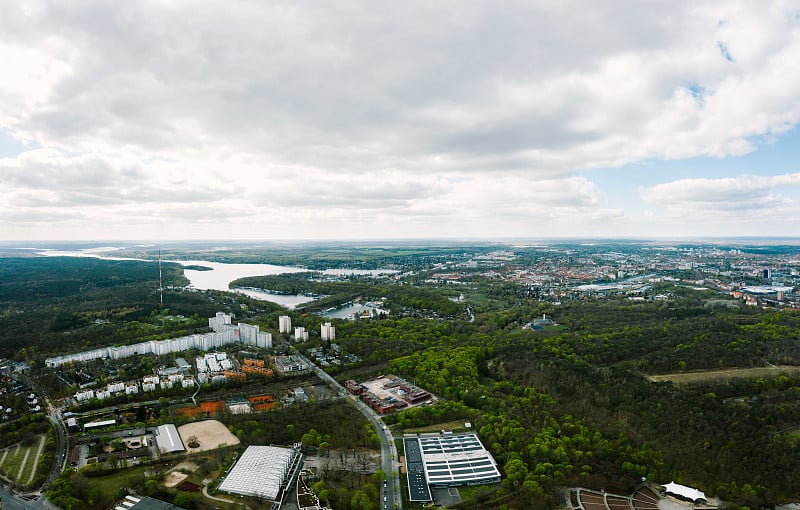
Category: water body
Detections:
[
  {"x1": 31, "y1": 247, "x2": 396, "y2": 310},
  {"x1": 234, "y1": 288, "x2": 318, "y2": 309},
  {"x1": 321, "y1": 302, "x2": 389, "y2": 319},
  {"x1": 177, "y1": 260, "x2": 307, "y2": 291}
]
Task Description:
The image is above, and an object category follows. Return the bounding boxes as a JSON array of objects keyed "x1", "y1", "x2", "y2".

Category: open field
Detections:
[
  {"x1": 648, "y1": 365, "x2": 800, "y2": 385},
  {"x1": 178, "y1": 419, "x2": 240, "y2": 453},
  {"x1": 0, "y1": 435, "x2": 45, "y2": 486},
  {"x1": 404, "y1": 420, "x2": 473, "y2": 434}
]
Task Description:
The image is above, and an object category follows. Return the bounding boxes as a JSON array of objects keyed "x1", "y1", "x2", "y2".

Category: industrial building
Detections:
[{"x1": 404, "y1": 432, "x2": 501, "y2": 501}]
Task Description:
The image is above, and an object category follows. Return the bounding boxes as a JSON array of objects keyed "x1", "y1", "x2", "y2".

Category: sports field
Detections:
[{"x1": 648, "y1": 365, "x2": 800, "y2": 385}]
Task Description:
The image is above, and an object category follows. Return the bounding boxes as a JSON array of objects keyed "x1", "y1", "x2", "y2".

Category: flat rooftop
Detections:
[
  {"x1": 411, "y1": 433, "x2": 501, "y2": 488},
  {"x1": 361, "y1": 375, "x2": 433, "y2": 408},
  {"x1": 404, "y1": 436, "x2": 433, "y2": 502}
]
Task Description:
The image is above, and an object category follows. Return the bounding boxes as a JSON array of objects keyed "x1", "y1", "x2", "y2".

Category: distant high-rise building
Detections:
[
  {"x1": 321, "y1": 322, "x2": 335, "y2": 341},
  {"x1": 294, "y1": 327, "x2": 309, "y2": 342},
  {"x1": 279, "y1": 315, "x2": 292, "y2": 333}
]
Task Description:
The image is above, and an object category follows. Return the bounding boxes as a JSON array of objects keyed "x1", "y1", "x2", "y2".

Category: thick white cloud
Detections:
[
  {"x1": 639, "y1": 173, "x2": 800, "y2": 235},
  {"x1": 1, "y1": 0, "x2": 800, "y2": 239}
]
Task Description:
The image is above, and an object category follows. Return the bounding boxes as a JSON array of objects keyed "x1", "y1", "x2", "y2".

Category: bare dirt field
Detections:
[
  {"x1": 647, "y1": 365, "x2": 800, "y2": 385},
  {"x1": 177, "y1": 419, "x2": 240, "y2": 453},
  {"x1": 163, "y1": 460, "x2": 198, "y2": 487},
  {"x1": 163, "y1": 470, "x2": 189, "y2": 487}
]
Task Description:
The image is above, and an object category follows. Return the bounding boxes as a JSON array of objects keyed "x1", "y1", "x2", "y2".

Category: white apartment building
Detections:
[
  {"x1": 75, "y1": 389, "x2": 95, "y2": 402},
  {"x1": 209, "y1": 312, "x2": 232, "y2": 331},
  {"x1": 321, "y1": 322, "x2": 336, "y2": 341},
  {"x1": 279, "y1": 315, "x2": 292, "y2": 333},
  {"x1": 294, "y1": 327, "x2": 309, "y2": 342},
  {"x1": 107, "y1": 381, "x2": 125, "y2": 394}
]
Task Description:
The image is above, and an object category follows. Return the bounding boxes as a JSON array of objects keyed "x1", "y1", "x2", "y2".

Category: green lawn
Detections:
[{"x1": 403, "y1": 420, "x2": 473, "y2": 434}]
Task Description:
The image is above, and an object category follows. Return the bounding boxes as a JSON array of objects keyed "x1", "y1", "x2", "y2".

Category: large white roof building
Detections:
[
  {"x1": 413, "y1": 433, "x2": 501, "y2": 487},
  {"x1": 217, "y1": 445, "x2": 298, "y2": 501}
]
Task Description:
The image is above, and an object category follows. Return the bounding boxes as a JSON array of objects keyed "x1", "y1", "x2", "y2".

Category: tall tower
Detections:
[{"x1": 159, "y1": 249, "x2": 164, "y2": 309}]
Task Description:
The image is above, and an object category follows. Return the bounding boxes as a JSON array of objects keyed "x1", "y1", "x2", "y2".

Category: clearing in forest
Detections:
[{"x1": 648, "y1": 365, "x2": 800, "y2": 385}]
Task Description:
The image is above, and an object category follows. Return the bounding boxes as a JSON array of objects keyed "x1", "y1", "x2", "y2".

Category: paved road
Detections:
[
  {"x1": 293, "y1": 351, "x2": 403, "y2": 509},
  {"x1": 0, "y1": 482, "x2": 47, "y2": 510}
]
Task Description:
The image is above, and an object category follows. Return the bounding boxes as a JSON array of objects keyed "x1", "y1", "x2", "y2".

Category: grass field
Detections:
[
  {"x1": 0, "y1": 435, "x2": 45, "y2": 486},
  {"x1": 404, "y1": 420, "x2": 474, "y2": 435},
  {"x1": 648, "y1": 365, "x2": 800, "y2": 385}
]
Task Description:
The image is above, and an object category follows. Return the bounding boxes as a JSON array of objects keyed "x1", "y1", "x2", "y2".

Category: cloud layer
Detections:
[{"x1": 2, "y1": 1, "x2": 800, "y2": 239}]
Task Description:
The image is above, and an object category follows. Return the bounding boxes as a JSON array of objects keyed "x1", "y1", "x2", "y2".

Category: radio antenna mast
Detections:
[{"x1": 159, "y1": 249, "x2": 164, "y2": 309}]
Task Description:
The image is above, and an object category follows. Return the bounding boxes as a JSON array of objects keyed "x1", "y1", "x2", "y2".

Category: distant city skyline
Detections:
[{"x1": 1, "y1": 2, "x2": 799, "y2": 241}]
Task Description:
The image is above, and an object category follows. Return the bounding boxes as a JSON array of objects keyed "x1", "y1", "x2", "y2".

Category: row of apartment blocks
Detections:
[
  {"x1": 49, "y1": 313, "x2": 338, "y2": 368},
  {"x1": 47, "y1": 312, "x2": 272, "y2": 368},
  {"x1": 74, "y1": 373, "x2": 195, "y2": 403}
]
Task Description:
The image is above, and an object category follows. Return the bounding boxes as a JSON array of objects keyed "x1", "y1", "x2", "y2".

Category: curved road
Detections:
[{"x1": 293, "y1": 351, "x2": 403, "y2": 509}]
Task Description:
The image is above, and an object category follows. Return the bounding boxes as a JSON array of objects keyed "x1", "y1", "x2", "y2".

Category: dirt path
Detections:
[
  {"x1": 17, "y1": 445, "x2": 30, "y2": 481},
  {"x1": 27, "y1": 435, "x2": 46, "y2": 484},
  {"x1": 202, "y1": 476, "x2": 235, "y2": 503},
  {"x1": 0, "y1": 448, "x2": 8, "y2": 467}
]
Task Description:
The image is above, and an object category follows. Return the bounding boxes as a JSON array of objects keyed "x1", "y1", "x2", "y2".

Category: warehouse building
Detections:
[
  {"x1": 154, "y1": 424, "x2": 185, "y2": 454},
  {"x1": 404, "y1": 432, "x2": 501, "y2": 501}
]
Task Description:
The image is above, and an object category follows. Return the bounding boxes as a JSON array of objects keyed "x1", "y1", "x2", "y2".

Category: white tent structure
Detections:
[
  {"x1": 663, "y1": 482, "x2": 706, "y2": 502},
  {"x1": 217, "y1": 445, "x2": 296, "y2": 500}
]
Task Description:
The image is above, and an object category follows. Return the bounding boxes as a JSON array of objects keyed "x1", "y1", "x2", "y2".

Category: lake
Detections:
[
  {"x1": 177, "y1": 260, "x2": 307, "y2": 291},
  {"x1": 321, "y1": 302, "x2": 390, "y2": 319},
  {"x1": 32, "y1": 248, "x2": 397, "y2": 310},
  {"x1": 234, "y1": 288, "x2": 318, "y2": 309}
]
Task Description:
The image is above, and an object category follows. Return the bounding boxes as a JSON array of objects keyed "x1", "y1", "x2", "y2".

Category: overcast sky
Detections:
[{"x1": 2, "y1": 1, "x2": 800, "y2": 241}]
